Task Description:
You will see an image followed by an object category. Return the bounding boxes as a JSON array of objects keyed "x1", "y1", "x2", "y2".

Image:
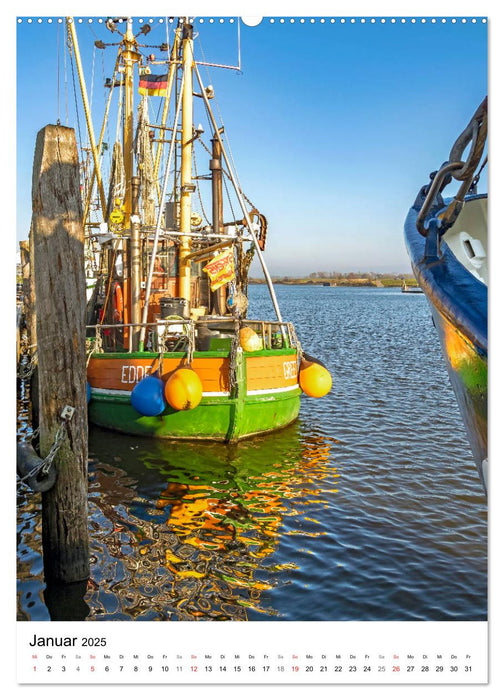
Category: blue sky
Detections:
[{"x1": 16, "y1": 14, "x2": 487, "y2": 276}]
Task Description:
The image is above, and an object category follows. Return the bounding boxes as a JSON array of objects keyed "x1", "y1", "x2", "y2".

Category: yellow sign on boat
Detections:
[{"x1": 203, "y1": 248, "x2": 235, "y2": 291}]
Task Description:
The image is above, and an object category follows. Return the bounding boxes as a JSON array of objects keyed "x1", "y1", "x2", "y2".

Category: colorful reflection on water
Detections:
[
  {"x1": 85, "y1": 427, "x2": 338, "y2": 620},
  {"x1": 17, "y1": 403, "x2": 339, "y2": 621},
  {"x1": 17, "y1": 287, "x2": 487, "y2": 622}
]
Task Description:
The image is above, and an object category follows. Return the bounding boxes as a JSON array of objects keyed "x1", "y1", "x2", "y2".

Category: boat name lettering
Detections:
[
  {"x1": 121, "y1": 365, "x2": 152, "y2": 384},
  {"x1": 283, "y1": 360, "x2": 298, "y2": 380}
]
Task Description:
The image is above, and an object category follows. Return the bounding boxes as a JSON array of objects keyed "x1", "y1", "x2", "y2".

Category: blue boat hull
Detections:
[{"x1": 404, "y1": 195, "x2": 487, "y2": 488}]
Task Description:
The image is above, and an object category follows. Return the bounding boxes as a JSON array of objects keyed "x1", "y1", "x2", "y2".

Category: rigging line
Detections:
[
  {"x1": 139, "y1": 70, "x2": 186, "y2": 349},
  {"x1": 222, "y1": 165, "x2": 237, "y2": 223},
  {"x1": 197, "y1": 32, "x2": 247, "y2": 207},
  {"x1": 197, "y1": 133, "x2": 257, "y2": 214},
  {"x1": 90, "y1": 44, "x2": 96, "y2": 126},
  {"x1": 115, "y1": 74, "x2": 124, "y2": 144},
  {"x1": 192, "y1": 148, "x2": 211, "y2": 225},
  {"x1": 64, "y1": 27, "x2": 68, "y2": 126},
  {"x1": 67, "y1": 30, "x2": 85, "y2": 166},
  {"x1": 101, "y1": 48, "x2": 112, "y2": 176}
]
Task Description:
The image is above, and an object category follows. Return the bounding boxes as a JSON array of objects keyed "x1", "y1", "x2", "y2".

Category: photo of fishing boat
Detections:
[{"x1": 72, "y1": 17, "x2": 330, "y2": 442}]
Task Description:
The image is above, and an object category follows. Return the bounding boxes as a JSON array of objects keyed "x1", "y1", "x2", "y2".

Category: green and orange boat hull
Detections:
[{"x1": 87, "y1": 347, "x2": 301, "y2": 441}]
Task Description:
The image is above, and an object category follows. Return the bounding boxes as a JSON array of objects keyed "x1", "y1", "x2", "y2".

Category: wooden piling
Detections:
[{"x1": 31, "y1": 124, "x2": 89, "y2": 584}]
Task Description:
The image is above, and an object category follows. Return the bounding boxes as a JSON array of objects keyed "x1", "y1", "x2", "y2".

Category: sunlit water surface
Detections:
[{"x1": 17, "y1": 286, "x2": 486, "y2": 621}]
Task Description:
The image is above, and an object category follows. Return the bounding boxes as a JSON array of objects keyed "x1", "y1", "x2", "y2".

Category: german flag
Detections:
[{"x1": 138, "y1": 73, "x2": 169, "y2": 96}]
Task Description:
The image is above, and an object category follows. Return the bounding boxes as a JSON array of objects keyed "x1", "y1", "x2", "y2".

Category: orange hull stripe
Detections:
[
  {"x1": 245, "y1": 356, "x2": 299, "y2": 391},
  {"x1": 88, "y1": 357, "x2": 230, "y2": 392},
  {"x1": 88, "y1": 354, "x2": 299, "y2": 393}
]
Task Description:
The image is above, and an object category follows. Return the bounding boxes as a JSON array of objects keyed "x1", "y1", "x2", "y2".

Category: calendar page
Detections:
[{"x1": 12, "y1": 0, "x2": 492, "y2": 692}]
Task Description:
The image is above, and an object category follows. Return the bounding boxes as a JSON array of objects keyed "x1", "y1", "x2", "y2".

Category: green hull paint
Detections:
[
  {"x1": 88, "y1": 347, "x2": 301, "y2": 441},
  {"x1": 89, "y1": 389, "x2": 301, "y2": 441}
]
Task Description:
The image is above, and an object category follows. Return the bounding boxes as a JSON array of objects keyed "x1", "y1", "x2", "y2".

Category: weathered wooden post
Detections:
[{"x1": 31, "y1": 124, "x2": 89, "y2": 583}]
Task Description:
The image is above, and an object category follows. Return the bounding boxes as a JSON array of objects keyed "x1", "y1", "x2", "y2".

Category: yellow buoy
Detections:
[
  {"x1": 239, "y1": 326, "x2": 263, "y2": 352},
  {"x1": 164, "y1": 367, "x2": 203, "y2": 410},
  {"x1": 299, "y1": 357, "x2": 332, "y2": 398}
]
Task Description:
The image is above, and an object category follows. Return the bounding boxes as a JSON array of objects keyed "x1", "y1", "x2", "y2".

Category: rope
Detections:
[{"x1": 86, "y1": 328, "x2": 103, "y2": 366}]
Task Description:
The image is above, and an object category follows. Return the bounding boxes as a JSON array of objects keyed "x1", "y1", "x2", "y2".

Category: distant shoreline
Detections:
[{"x1": 249, "y1": 276, "x2": 417, "y2": 288}]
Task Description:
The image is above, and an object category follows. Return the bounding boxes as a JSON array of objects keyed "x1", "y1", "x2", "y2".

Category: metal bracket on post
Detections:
[{"x1": 60, "y1": 405, "x2": 76, "y2": 421}]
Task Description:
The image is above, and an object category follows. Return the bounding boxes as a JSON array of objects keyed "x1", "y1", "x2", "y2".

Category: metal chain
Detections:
[
  {"x1": 17, "y1": 415, "x2": 71, "y2": 486},
  {"x1": 287, "y1": 322, "x2": 304, "y2": 363},
  {"x1": 470, "y1": 155, "x2": 488, "y2": 192},
  {"x1": 228, "y1": 319, "x2": 241, "y2": 394},
  {"x1": 416, "y1": 97, "x2": 487, "y2": 236},
  {"x1": 17, "y1": 350, "x2": 38, "y2": 381}
]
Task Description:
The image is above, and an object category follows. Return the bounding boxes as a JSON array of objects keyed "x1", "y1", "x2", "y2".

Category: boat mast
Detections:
[
  {"x1": 179, "y1": 21, "x2": 194, "y2": 304},
  {"x1": 210, "y1": 132, "x2": 224, "y2": 235},
  {"x1": 122, "y1": 20, "x2": 142, "y2": 347},
  {"x1": 122, "y1": 20, "x2": 139, "y2": 224},
  {"x1": 66, "y1": 18, "x2": 107, "y2": 218}
]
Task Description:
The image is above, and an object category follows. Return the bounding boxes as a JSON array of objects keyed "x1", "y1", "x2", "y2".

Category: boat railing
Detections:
[{"x1": 86, "y1": 318, "x2": 298, "y2": 354}]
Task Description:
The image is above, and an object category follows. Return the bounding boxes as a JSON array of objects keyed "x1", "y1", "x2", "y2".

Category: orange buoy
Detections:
[
  {"x1": 164, "y1": 366, "x2": 203, "y2": 410},
  {"x1": 239, "y1": 326, "x2": 262, "y2": 352},
  {"x1": 299, "y1": 356, "x2": 332, "y2": 398}
]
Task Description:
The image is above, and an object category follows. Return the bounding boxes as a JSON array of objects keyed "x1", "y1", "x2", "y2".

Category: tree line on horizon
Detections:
[{"x1": 306, "y1": 271, "x2": 410, "y2": 280}]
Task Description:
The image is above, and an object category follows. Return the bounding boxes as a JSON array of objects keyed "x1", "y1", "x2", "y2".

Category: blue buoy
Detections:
[
  {"x1": 87, "y1": 382, "x2": 91, "y2": 404},
  {"x1": 131, "y1": 374, "x2": 166, "y2": 416}
]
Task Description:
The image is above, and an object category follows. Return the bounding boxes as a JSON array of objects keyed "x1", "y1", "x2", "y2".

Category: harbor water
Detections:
[{"x1": 16, "y1": 285, "x2": 487, "y2": 621}]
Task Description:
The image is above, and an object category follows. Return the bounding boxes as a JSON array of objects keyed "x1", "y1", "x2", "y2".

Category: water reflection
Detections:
[
  {"x1": 18, "y1": 287, "x2": 486, "y2": 622},
  {"x1": 85, "y1": 426, "x2": 338, "y2": 621}
]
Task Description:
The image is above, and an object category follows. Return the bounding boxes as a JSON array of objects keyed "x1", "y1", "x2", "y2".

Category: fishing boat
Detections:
[
  {"x1": 404, "y1": 97, "x2": 487, "y2": 489},
  {"x1": 66, "y1": 17, "x2": 331, "y2": 442}
]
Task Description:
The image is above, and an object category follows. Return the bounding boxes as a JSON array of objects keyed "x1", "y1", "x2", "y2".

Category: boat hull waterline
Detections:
[{"x1": 88, "y1": 348, "x2": 302, "y2": 441}]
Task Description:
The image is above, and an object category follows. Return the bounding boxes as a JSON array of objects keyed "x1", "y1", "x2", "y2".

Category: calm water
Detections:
[{"x1": 17, "y1": 285, "x2": 487, "y2": 621}]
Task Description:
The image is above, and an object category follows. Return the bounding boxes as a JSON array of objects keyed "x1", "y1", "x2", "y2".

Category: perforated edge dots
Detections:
[{"x1": 16, "y1": 17, "x2": 488, "y2": 25}]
